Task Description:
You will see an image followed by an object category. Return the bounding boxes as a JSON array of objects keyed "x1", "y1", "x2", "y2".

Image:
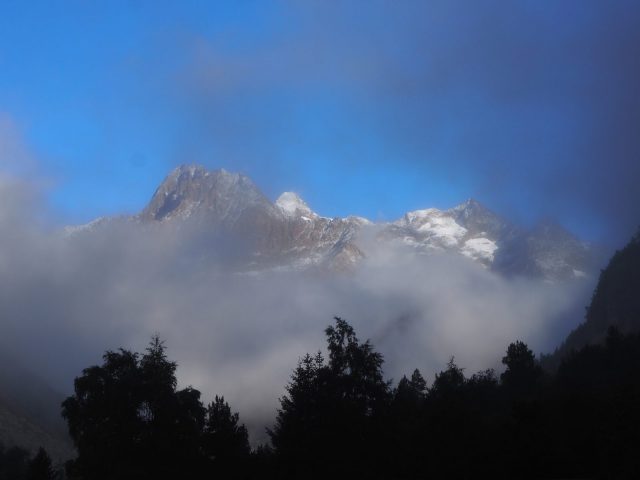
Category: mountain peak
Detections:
[
  {"x1": 141, "y1": 165, "x2": 270, "y2": 222},
  {"x1": 276, "y1": 192, "x2": 315, "y2": 218},
  {"x1": 168, "y1": 164, "x2": 244, "y2": 184},
  {"x1": 172, "y1": 164, "x2": 208, "y2": 175}
]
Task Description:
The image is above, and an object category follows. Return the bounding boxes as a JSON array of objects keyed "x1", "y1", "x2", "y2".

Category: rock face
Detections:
[
  {"x1": 140, "y1": 166, "x2": 277, "y2": 225},
  {"x1": 68, "y1": 164, "x2": 595, "y2": 279}
]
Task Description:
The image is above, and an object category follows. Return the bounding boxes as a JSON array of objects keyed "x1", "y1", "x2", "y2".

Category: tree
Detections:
[
  {"x1": 430, "y1": 357, "x2": 465, "y2": 398},
  {"x1": 268, "y1": 352, "x2": 326, "y2": 472},
  {"x1": 62, "y1": 337, "x2": 206, "y2": 480},
  {"x1": 202, "y1": 395, "x2": 250, "y2": 468},
  {"x1": 324, "y1": 317, "x2": 390, "y2": 415},
  {"x1": 62, "y1": 348, "x2": 142, "y2": 480},
  {"x1": 501, "y1": 341, "x2": 542, "y2": 394},
  {"x1": 500, "y1": 342, "x2": 547, "y2": 476},
  {"x1": 269, "y1": 317, "x2": 390, "y2": 478},
  {"x1": 389, "y1": 369, "x2": 427, "y2": 477},
  {"x1": 26, "y1": 448, "x2": 55, "y2": 480},
  {"x1": 394, "y1": 369, "x2": 426, "y2": 409}
]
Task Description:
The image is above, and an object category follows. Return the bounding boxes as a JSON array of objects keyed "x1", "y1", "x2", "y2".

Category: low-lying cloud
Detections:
[{"x1": 0, "y1": 172, "x2": 594, "y2": 442}]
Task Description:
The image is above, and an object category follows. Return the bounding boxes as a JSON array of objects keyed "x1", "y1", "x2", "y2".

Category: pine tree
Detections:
[
  {"x1": 203, "y1": 395, "x2": 250, "y2": 465},
  {"x1": 270, "y1": 318, "x2": 390, "y2": 478},
  {"x1": 26, "y1": 448, "x2": 55, "y2": 480},
  {"x1": 501, "y1": 341, "x2": 542, "y2": 394}
]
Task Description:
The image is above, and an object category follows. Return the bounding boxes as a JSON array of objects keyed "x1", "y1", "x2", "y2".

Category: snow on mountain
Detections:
[
  {"x1": 450, "y1": 198, "x2": 512, "y2": 239},
  {"x1": 276, "y1": 192, "x2": 316, "y2": 219},
  {"x1": 63, "y1": 165, "x2": 596, "y2": 280}
]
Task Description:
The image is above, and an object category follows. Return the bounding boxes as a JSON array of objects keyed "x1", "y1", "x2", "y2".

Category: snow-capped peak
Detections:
[{"x1": 276, "y1": 192, "x2": 315, "y2": 217}]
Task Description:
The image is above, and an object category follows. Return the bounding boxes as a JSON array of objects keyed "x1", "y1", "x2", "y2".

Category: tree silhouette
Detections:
[
  {"x1": 430, "y1": 357, "x2": 465, "y2": 397},
  {"x1": 202, "y1": 395, "x2": 250, "y2": 473},
  {"x1": 388, "y1": 369, "x2": 426, "y2": 478},
  {"x1": 26, "y1": 448, "x2": 55, "y2": 480},
  {"x1": 270, "y1": 317, "x2": 391, "y2": 478},
  {"x1": 394, "y1": 369, "x2": 426, "y2": 410},
  {"x1": 501, "y1": 341, "x2": 543, "y2": 395},
  {"x1": 62, "y1": 336, "x2": 206, "y2": 479}
]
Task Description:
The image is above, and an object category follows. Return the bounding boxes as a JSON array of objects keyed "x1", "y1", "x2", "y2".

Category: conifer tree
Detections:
[{"x1": 26, "y1": 448, "x2": 55, "y2": 480}]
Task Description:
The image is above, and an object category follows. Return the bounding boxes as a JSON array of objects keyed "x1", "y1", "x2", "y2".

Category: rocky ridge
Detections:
[{"x1": 67, "y1": 165, "x2": 595, "y2": 279}]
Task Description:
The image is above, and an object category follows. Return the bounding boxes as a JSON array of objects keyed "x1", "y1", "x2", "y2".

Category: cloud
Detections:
[{"x1": 0, "y1": 168, "x2": 594, "y2": 443}]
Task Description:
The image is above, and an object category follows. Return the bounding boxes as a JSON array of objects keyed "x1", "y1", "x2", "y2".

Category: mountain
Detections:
[
  {"x1": 67, "y1": 164, "x2": 595, "y2": 280},
  {"x1": 542, "y1": 230, "x2": 640, "y2": 369},
  {"x1": 493, "y1": 220, "x2": 595, "y2": 279},
  {"x1": 379, "y1": 200, "x2": 512, "y2": 267}
]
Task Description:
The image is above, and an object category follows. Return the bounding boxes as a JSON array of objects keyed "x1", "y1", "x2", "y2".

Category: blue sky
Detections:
[{"x1": 1, "y1": 1, "x2": 639, "y2": 244}]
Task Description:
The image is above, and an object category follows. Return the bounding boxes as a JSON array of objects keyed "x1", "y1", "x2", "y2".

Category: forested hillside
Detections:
[{"x1": 543, "y1": 230, "x2": 640, "y2": 369}]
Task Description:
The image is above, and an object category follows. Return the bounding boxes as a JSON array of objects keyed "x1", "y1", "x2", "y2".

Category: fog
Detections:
[{"x1": 0, "y1": 172, "x2": 594, "y2": 442}]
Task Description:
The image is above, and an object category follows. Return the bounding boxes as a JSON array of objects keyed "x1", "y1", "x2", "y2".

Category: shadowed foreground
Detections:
[{"x1": 46, "y1": 319, "x2": 640, "y2": 480}]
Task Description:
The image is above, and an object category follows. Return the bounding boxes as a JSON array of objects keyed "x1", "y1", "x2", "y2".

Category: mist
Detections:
[{"x1": 0, "y1": 172, "x2": 594, "y2": 442}]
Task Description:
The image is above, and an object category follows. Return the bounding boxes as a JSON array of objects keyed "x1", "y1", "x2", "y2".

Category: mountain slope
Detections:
[{"x1": 542, "y1": 230, "x2": 640, "y2": 369}]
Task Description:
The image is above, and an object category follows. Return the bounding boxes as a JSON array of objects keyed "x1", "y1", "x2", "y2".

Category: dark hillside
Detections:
[{"x1": 543, "y1": 230, "x2": 640, "y2": 370}]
